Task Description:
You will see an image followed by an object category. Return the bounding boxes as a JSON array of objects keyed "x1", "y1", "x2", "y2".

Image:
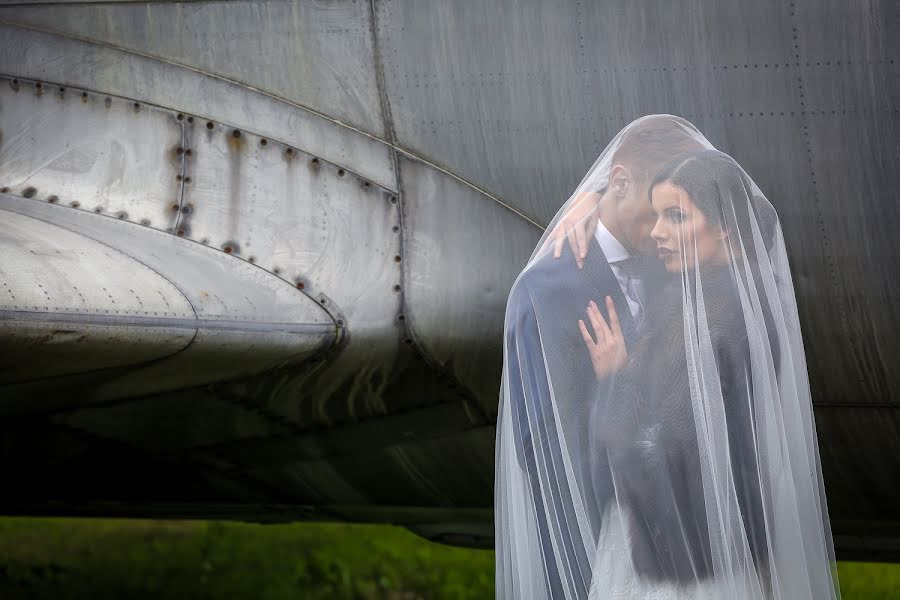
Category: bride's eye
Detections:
[{"x1": 667, "y1": 208, "x2": 685, "y2": 224}]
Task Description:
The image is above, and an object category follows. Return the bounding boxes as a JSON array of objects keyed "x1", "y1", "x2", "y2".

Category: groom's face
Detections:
[{"x1": 615, "y1": 169, "x2": 659, "y2": 257}]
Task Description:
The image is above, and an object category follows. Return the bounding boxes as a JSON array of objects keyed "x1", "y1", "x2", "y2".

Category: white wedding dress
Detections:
[{"x1": 587, "y1": 502, "x2": 728, "y2": 600}]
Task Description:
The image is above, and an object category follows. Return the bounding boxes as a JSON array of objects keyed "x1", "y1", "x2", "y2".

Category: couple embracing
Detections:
[{"x1": 495, "y1": 116, "x2": 839, "y2": 599}]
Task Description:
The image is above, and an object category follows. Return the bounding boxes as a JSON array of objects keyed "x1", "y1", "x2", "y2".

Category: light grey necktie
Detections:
[{"x1": 619, "y1": 257, "x2": 651, "y2": 330}]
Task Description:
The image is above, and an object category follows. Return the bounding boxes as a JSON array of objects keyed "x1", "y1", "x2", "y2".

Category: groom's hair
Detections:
[{"x1": 612, "y1": 116, "x2": 706, "y2": 184}]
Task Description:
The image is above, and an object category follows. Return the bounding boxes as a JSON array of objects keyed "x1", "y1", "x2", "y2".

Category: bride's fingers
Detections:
[
  {"x1": 588, "y1": 300, "x2": 611, "y2": 343},
  {"x1": 606, "y1": 296, "x2": 623, "y2": 340},
  {"x1": 578, "y1": 319, "x2": 596, "y2": 348}
]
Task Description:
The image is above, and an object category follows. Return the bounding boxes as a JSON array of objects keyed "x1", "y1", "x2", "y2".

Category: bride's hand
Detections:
[
  {"x1": 540, "y1": 191, "x2": 601, "y2": 269},
  {"x1": 579, "y1": 296, "x2": 627, "y2": 380}
]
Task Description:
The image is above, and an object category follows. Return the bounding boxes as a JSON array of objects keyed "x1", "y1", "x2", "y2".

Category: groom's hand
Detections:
[
  {"x1": 579, "y1": 296, "x2": 627, "y2": 380},
  {"x1": 541, "y1": 191, "x2": 601, "y2": 269}
]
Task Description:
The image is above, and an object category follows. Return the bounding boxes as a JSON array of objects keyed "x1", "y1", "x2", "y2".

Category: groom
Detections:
[{"x1": 504, "y1": 116, "x2": 705, "y2": 597}]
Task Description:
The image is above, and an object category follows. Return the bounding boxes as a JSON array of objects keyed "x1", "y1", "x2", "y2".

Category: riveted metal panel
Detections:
[
  {"x1": 376, "y1": 0, "x2": 800, "y2": 224},
  {"x1": 0, "y1": 23, "x2": 396, "y2": 191},
  {"x1": 0, "y1": 0, "x2": 385, "y2": 137},
  {"x1": 179, "y1": 120, "x2": 400, "y2": 329},
  {"x1": 399, "y1": 155, "x2": 541, "y2": 416},
  {"x1": 0, "y1": 206, "x2": 195, "y2": 386},
  {"x1": 0, "y1": 193, "x2": 335, "y2": 330},
  {"x1": 0, "y1": 75, "x2": 184, "y2": 230}
]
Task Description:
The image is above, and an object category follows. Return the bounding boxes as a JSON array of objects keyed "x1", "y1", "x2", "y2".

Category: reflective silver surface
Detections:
[{"x1": 0, "y1": 0, "x2": 897, "y2": 558}]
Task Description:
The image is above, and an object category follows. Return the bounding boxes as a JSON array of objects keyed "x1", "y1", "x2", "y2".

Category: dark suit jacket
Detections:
[{"x1": 504, "y1": 235, "x2": 636, "y2": 597}]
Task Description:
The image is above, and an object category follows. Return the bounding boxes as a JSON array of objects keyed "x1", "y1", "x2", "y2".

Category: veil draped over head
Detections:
[{"x1": 495, "y1": 116, "x2": 838, "y2": 599}]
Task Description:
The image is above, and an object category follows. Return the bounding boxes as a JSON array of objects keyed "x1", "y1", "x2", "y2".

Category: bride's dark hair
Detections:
[{"x1": 649, "y1": 148, "x2": 778, "y2": 254}]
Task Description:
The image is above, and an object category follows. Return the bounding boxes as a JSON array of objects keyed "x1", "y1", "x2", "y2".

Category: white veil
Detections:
[{"x1": 495, "y1": 116, "x2": 839, "y2": 599}]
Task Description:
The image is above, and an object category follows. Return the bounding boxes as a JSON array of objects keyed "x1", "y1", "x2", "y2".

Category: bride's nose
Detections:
[{"x1": 650, "y1": 217, "x2": 666, "y2": 242}]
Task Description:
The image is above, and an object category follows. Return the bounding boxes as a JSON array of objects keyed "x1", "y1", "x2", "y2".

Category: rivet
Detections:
[
  {"x1": 184, "y1": 176, "x2": 192, "y2": 183},
  {"x1": 392, "y1": 225, "x2": 400, "y2": 233},
  {"x1": 260, "y1": 139, "x2": 268, "y2": 146},
  {"x1": 10, "y1": 78, "x2": 19, "y2": 91},
  {"x1": 0, "y1": 187, "x2": 9, "y2": 194},
  {"x1": 337, "y1": 168, "x2": 345, "y2": 177},
  {"x1": 398, "y1": 314, "x2": 405, "y2": 321},
  {"x1": 104, "y1": 97, "x2": 111, "y2": 107},
  {"x1": 176, "y1": 174, "x2": 183, "y2": 181},
  {"x1": 286, "y1": 148, "x2": 295, "y2": 156},
  {"x1": 70, "y1": 201, "x2": 80, "y2": 208},
  {"x1": 181, "y1": 206, "x2": 191, "y2": 214},
  {"x1": 232, "y1": 129, "x2": 241, "y2": 138},
  {"x1": 94, "y1": 206, "x2": 103, "y2": 213},
  {"x1": 47, "y1": 195, "x2": 58, "y2": 204},
  {"x1": 296, "y1": 281, "x2": 305, "y2": 290},
  {"x1": 201, "y1": 238, "x2": 209, "y2": 244},
  {"x1": 390, "y1": 196, "x2": 398, "y2": 204},
  {"x1": 363, "y1": 181, "x2": 371, "y2": 189},
  {"x1": 176, "y1": 113, "x2": 184, "y2": 121},
  {"x1": 141, "y1": 218, "x2": 151, "y2": 226},
  {"x1": 22, "y1": 187, "x2": 37, "y2": 198},
  {"x1": 171, "y1": 203, "x2": 180, "y2": 211},
  {"x1": 117, "y1": 211, "x2": 127, "y2": 219},
  {"x1": 176, "y1": 229, "x2": 185, "y2": 237},
  {"x1": 336, "y1": 319, "x2": 344, "y2": 327},
  {"x1": 319, "y1": 298, "x2": 326, "y2": 304},
  {"x1": 273, "y1": 267, "x2": 281, "y2": 275},
  {"x1": 248, "y1": 256, "x2": 256, "y2": 263},
  {"x1": 185, "y1": 149, "x2": 192, "y2": 156},
  {"x1": 133, "y1": 102, "x2": 140, "y2": 110},
  {"x1": 224, "y1": 246, "x2": 233, "y2": 254},
  {"x1": 58, "y1": 86, "x2": 65, "y2": 94},
  {"x1": 404, "y1": 338, "x2": 413, "y2": 345},
  {"x1": 310, "y1": 157, "x2": 319, "y2": 165},
  {"x1": 394, "y1": 255, "x2": 402, "y2": 263},
  {"x1": 187, "y1": 116, "x2": 194, "y2": 123},
  {"x1": 393, "y1": 284, "x2": 401, "y2": 292},
  {"x1": 176, "y1": 147, "x2": 184, "y2": 155},
  {"x1": 206, "y1": 121, "x2": 214, "y2": 129}
]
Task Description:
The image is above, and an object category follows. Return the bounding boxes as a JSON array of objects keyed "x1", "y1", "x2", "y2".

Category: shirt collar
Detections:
[{"x1": 594, "y1": 218, "x2": 630, "y2": 264}]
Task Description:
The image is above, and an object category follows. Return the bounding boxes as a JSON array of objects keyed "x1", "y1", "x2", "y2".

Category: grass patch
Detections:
[{"x1": 0, "y1": 517, "x2": 895, "y2": 598}]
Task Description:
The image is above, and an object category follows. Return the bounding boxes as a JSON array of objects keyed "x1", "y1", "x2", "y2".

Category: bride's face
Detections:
[{"x1": 650, "y1": 182, "x2": 727, "y2": 273}]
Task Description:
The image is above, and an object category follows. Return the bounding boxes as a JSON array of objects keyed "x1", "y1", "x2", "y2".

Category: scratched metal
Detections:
[
  {"x1": 0, "y1": 193, "x2": 335, "y2": 404},
  {"x1": 0, "y1": 0, "x2": 385, "y2": 136},
  {"x1": 398, "y1": 154, "x2": 541, "y2": 417},
  {"x1": 0, "y1": 22, "x2": 396, "y2": 191},
  {"x1": 0, "y1": 0, "x2": 897, "y2": 558},
  {"x1": 180, "y1": 122, "x2": 399, "y2": 332},
  {"x1": 0, "y1": 206, "x2": 194, "y2": 385},
  {"x1": 0, "y1": 75, "x2": 183, "y2": 230}
]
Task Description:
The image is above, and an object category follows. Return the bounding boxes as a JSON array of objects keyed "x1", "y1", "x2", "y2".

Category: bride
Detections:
[{"x1": 495, "y1": 119, "x2": 840, "y2": 599}]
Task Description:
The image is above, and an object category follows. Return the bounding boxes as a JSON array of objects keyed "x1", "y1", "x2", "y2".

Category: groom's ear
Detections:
[{"x1": 610, "y1": 165, "x2": 630, "y2": 198}]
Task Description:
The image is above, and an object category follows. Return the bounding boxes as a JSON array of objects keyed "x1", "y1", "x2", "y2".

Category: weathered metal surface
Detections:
[
  {"x1": 0, "y1": 207, "x2": 194, "y2": 384},
  {"x1": 398, "y1": 154, "x2": 540, "y2": 416},
  {"x1": 0, "y1": 193, "x2": 335, "y2": 408},
  {"x1": 0, "y1": 0, "x2": 897, "y2": 559},
  {"x1": 180, "y1": 119, "x2": 399, "y2": 330},
  {"x1": 0, "y1": 22, "x2": 396, "y2": 191},
  {"x1": 0, "y1": 75, "x2": 184, "y2": 230},
  {"x1": 0, "y1": 0, "x2": 385, "y2": 136}
]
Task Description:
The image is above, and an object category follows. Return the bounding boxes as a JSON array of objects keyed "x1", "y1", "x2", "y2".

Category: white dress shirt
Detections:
[{"x1": 594, "y1": 219, "x2": 646, "y2": 326}]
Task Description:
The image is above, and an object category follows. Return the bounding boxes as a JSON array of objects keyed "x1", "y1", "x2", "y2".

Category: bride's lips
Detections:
[{"x1": 657, "y1": 247, "x2": 674, "y2": 259}]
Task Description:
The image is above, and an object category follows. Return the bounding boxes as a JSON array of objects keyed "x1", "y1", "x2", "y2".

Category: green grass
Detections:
[{"x1": 0, "y1": 517, "x2": 896, "y2": 599}]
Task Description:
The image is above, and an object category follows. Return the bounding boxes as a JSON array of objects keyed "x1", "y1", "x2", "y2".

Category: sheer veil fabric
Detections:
[{"x1": 495, "y1": 116, "x2": 839, "y2": 599}]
